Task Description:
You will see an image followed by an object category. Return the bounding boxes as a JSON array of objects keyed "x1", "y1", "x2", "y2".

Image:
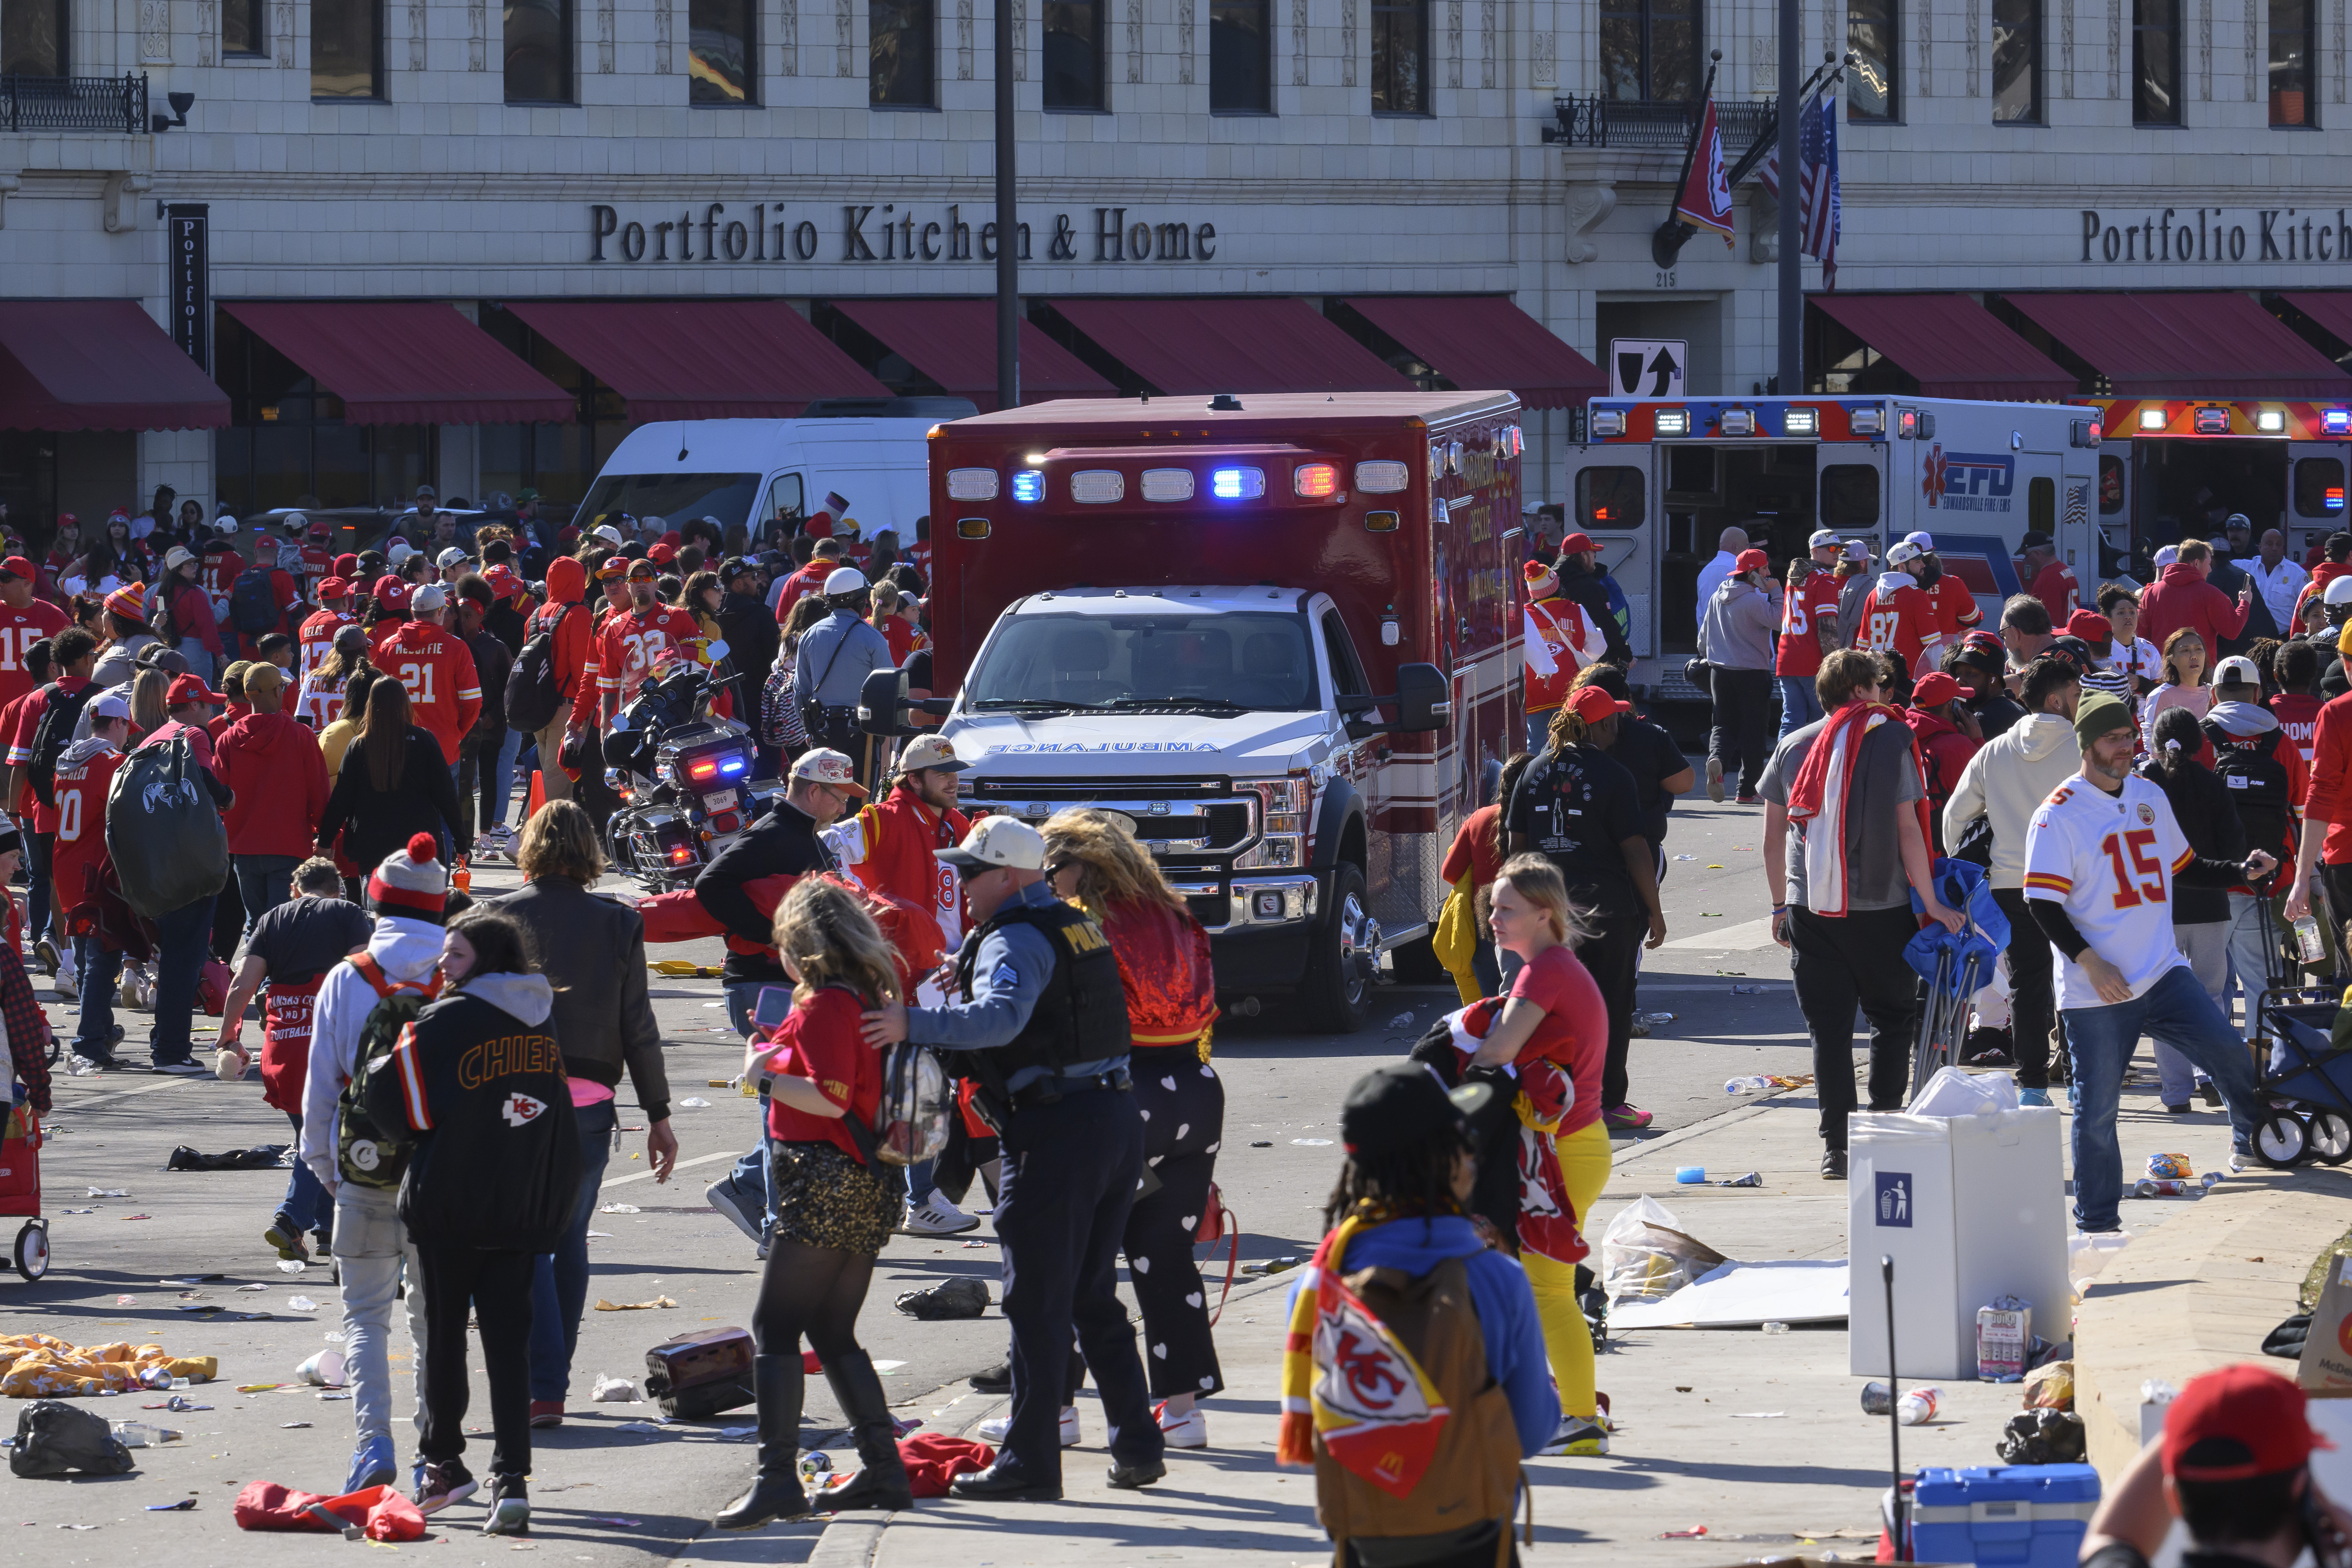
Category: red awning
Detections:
[
  {"x1": 222, "y1": 302, "x2": 573, "y2": 425},
  {"x1": 1809, "y1": 293, "x2": 2078, "y2": 401},
  {"x1": 1051, "y1": 298, "x2": 1412, "y2": 395},
  {"x1": 2278, "y1": 293, "x2": 2352, "y2": 358},
  {"x1": 502, "y1": 300, "x2": 889, "y2": 419},
  {"x1": 1341, "y1": 296, "x2": 1604, "y2": 409},
  {"x1": 829, "y1": 299, "x2": 1112, "y2": 411},
  {"x1": 1998, "y1": 292, "x2": 2351, "y2": 398},
  {"x1": 0, "y1": 300, "x2": 229, "y2": 432}
]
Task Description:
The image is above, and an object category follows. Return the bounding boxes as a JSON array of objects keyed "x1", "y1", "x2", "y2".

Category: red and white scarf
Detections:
[{"x1": 1785, "y1": 700, "x2": 1932, "y2": 918}]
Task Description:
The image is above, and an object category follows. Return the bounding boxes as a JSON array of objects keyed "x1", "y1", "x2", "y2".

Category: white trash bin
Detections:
[{"x1": 1848, "y1": 1104, "x2": 2069, "y2": 1379}]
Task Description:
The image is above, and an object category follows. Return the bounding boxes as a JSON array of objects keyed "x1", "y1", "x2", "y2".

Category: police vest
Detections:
[
  {"x1": 952, "y1": 899, "x2": 1131, "y2": 1081},
  {"x1": 2202, "y1": 719, "x2": 2294, "y2": 853}
]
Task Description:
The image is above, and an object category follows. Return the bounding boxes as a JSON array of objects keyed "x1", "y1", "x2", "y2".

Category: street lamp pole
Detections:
[
  {"x1": 1776, "y1": 0, "x2": 1801, "y2": 394},
  {"x1": 995, "y1": 0, "x2": 1019, "y2": 410}
]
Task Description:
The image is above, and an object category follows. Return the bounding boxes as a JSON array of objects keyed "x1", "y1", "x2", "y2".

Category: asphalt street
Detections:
[{"x1": 0, "y1": 771, "x2": 1846, "y2": 1561}]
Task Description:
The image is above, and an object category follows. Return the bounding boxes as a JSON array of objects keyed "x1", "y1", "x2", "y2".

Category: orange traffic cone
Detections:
[{"x1": 525, "y1": 769, "x2": 546, "y2": 821}]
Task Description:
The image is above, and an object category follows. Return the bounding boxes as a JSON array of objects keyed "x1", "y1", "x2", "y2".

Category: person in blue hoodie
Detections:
[{"x1": 1280, "y1": 1061, "x2": 1557, "y2": 1567}]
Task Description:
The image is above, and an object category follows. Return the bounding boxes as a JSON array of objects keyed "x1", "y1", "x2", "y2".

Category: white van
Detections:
[{"x1": 574, "y1": 396, "x2": 974, "y2": 545}]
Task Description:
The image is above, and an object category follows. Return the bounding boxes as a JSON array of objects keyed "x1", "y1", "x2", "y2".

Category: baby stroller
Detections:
[
  {"x1": 1902, "y1": 859, "x2": 2011, "y2": 1099},
  {"x1": 2246, "y1": 993, "x2": 2352, "y2": 1168},
  {"x1": 0, "y1": 1095, "x2": 48, "y2": 1280}
]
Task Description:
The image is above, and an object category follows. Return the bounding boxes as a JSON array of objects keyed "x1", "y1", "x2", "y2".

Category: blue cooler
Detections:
[{"x1": 1910, "y1": 1464, "x2": 2100, "y2": 1567}]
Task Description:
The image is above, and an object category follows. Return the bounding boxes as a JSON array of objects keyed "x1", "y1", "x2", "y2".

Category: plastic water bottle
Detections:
[
  {"x1": 2295, "y1": 914, "x2": 2327, "y2": 964},
  {"x1": 1896, "y1": 1386, "x2": 1943, "y2": 1426},
  {"x1": 109, "y1": 1421, "x2": 180, "y2": 1448},
  {"x1": 1674, "y1": 1166, "x2": 1706, "y2": 1184},
  {"x1": 1724, "y1": 1075, "x2": 1774, "y2": 1095}
]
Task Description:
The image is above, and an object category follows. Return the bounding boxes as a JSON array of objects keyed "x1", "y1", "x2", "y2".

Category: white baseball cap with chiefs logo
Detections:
[
  {"x1": 898, "y1": 734, "x2": 968, "y2": 773},
  {"x1": 790, "y1": 748, "x2": 870, "y2": 796},
  {"x1": 938, "y1": 815, "x2": 1047, "y2": 872}
]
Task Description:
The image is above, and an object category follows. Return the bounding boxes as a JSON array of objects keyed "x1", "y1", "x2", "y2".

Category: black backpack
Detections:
[
  {"x1": 505, "y1": 602, "x2": 575, "y2": 733},
  {"x1": 229, "y1": 564, "x2": 278, "y2": 634},
  {"x1": 27, "y1": 683, "x2": 100, "y2": 808}
]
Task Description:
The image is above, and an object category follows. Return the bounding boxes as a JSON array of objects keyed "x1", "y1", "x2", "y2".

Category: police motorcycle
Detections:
[{"x1": 603, "y1": 641, "x2": 779, "y2": 891}]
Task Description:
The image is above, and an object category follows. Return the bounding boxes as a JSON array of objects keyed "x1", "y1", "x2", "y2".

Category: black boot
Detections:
[
  {"x1": 817, "y1": 1349, "x2": 913, "y2": 1512},
  {"x1": 715, "y1": 1354, "x2": 809, "y2": 1530}
]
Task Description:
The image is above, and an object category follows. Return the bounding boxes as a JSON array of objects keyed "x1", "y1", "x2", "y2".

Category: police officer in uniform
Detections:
[{"x1": 862, "y1": 816, "x2": 1165, "y2": 1501}]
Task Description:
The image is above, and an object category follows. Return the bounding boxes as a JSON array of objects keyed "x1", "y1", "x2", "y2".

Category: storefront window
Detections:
[
  {"x1": 1370, "y1": 0, "x2": 1427, "y2": 112},
  {"x1": 0, "y1": 435, "x2": 58, "y2": 536},
  {"x1": 476, "y1": 305, "x2": 629, "y2": 513},
  {"x1": 1847, "y1": 0, "x2": 1897, "y2": 119},
  {"x1": 211, "y1": 308, "x2": 434, "y2": 512},
  {"x1": 1210, "y1": 0, "x2": 1270, "y2": 112},
  {"x1": 2133, "y1": 0, "x2": 2180, "y2": 123},
  {"x1": 869, "y1": 0, "x2": 931, "y2": 104},
  {"x1": 1598, "y1": 0, "x2": 1698, "y2": 102},
  {"x1": 692, "y1": 0, "x2": 756, "y2": 102},
  {"x1": 222, "y1": 0, "x2": 266, "y2": 54},
  {"x1": 2, "y1": 0, "x2": 67, "y2": 75},
  {"x1": 1992, "y1": 0, "x2": 2039, "y2": 121},
  {"x1": 1043, "y1": 0, "x2": 1103, "y2": 107},
  {"x1": 506, "y1": 0, "x2": 571, "y2": 101},
  {"x1": 312, "y1": 0, "x2": 383, "y2": 97},
  {"x1": 2269, "y1": 0, "x2": 2314, "y2": 124}
]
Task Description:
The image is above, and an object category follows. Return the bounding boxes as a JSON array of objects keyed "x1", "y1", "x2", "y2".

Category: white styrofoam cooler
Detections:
[{"x1": 1847, "y1": 1106, "x2": 2071, "y2": 1380}]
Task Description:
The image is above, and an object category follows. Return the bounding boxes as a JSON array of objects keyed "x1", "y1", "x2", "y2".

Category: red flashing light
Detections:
[
  {"x1": 1294, "y1": 464, "x2": 1340, "y2": 499},
  {"x1": 1593, "y1": 507, "x2": 1614, "y2": 521}
]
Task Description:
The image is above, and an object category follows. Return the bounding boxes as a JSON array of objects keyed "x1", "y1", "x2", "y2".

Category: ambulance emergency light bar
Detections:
[
  {"x1": 2115, "y1": 402, "x2": 2345, "y2": 437},
  {"x1": 948, "y1": 453, "x2": 1415, "y2": 507},
  {"x1": 1584, "y1": 399, "x2": 1884, "y2": 442}
]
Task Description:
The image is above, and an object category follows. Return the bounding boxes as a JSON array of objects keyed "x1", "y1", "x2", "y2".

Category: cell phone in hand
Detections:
[{"x1": 752, "y1": 985, "x2": 791, "y2": 1033}]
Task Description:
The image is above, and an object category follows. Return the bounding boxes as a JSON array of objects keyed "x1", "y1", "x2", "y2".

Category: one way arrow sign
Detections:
[{"x1": 1608, "y1": 338, "x2": 1687, "y2": 401}]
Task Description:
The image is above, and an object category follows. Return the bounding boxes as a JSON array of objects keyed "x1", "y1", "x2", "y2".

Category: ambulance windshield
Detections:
[{"x1": 966, "y1": 613, "x2": 1319, "y2": 714}]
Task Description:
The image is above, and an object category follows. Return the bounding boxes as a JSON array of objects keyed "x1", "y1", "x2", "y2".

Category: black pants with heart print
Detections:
[{"x1": 1124, "y1": 1044, "x2": 1227, "y2": 1401}]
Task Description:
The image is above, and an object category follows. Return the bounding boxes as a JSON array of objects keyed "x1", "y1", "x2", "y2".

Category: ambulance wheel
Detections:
[
  {"x1": 14, "y1": 1220, "x2": 49, "y2": 1281},
  {"x1": 1303, "y1": 862, "x2": 1374, "y2": 1036},
  {"x1": 2252, "y1": 1111, "x2": 2308, "y2": 1169},
  {"x1": 2308, "y1": 1110, "x2": 2352, "y2": 1166}
]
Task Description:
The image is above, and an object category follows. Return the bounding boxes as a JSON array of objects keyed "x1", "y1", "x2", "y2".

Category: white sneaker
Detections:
[
  {"x1": 67, "y1": 1055, "x2": 107, "y2": 1076},
  {"x1": 2228, "y1": 1150, "x2": 2254, "y2": 1174},
  {"x1": 1539, "y1": 1415, "x2": 1611, "y2": 1457},
  {"x1": 1154, "y1": 1403, "x2": 1208, "y2": 1449},
  {"x1": 976, "y1": 1407, "x2": 1079, "y2": 1447},
  {"x1": 50, "y1": 968, "x2": 76, "y2": 1002},
  {"x1": 901, "y1": 1191, "x2": 981, "y2": 1237}
]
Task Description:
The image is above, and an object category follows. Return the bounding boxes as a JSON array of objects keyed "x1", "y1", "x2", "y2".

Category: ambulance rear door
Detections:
[
  {"x1": 2287, "y1": 439, "x2": 2349, "y2": 552},
  {"x1": 1562, "y1": 437, "x2": 1660, "y2": 687}
]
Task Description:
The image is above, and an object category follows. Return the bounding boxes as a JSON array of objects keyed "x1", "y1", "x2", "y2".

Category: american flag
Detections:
[{"x1": 1757, "y1": 91, "x2": 1843, "y2": 288}]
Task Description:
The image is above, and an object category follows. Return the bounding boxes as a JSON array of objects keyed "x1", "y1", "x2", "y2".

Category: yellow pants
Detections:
[{"x1": 1521, "y1": 1119, "x2": 1613, "y2": 1422}]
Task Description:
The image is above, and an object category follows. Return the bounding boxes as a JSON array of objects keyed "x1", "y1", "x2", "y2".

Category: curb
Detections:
[
  {"x1": 2074, "y1": 1163, "x2": 2351, "y2": 1480},
  {"x1": 810, "y1": 1516, "x2": 888, "y2": 1568}
]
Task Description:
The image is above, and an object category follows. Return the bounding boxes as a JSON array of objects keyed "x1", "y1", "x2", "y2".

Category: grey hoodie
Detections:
[
  {"x1": 2204, "y1": 699, "x2": 2278, "y2": 737},
  {"x1": 1699, "y1": 577, "x2": 1779, "y2": 670},
  {"x1": 1942, "y1": 712, "x2": 2082, "y2": 890},
  {"x1": 457, "y1": 970, "x2": 555, "y2": 1028}
]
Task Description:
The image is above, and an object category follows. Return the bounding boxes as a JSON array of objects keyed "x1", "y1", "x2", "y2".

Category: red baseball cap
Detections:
[
  {"x1": 1910, "y1": 671, "x2": 1962, "y2": 709},
  {"x1": 332, "y1": 553, "x2": 361, "y2": 578},
  {"x1": 1734, "y1": 548, "x2": 1770, "y2": 574},
  {"x1": 2066, "y1": 608, "x2": 2113, "y2": 641},
  {"x1": 1558, "y1": 532, "x2": 1596, "y2": 555},
  {"x1": 374, "y1": 575, "x2": 412, "y2": 613},
  {"x1": 317, "y1": 576, "x2": 352, "y2": 600},
  {"x1": 483, "y1": 564, "x2": 524, "y2": 600},
  {"x1": 647, "y1": 542, "x2": 678, "y2": 566},
  {"x1": 0, "y1": 556, "x2": 34, "y2": 582},
  {"x1": 2163, "y1": 1364, "x2": 2331, "y2": 1480},
  {"x1": 165, "y1": 673, "x2": 228, "y2": 708},
  {"x1": 1567, "y1": 686, "x2": 1633, "y2": 723}
]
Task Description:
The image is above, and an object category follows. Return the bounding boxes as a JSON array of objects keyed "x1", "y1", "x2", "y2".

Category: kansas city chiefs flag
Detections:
[{"x1": 1672, "y1": 98, "x2": 1736, "y2": 248}]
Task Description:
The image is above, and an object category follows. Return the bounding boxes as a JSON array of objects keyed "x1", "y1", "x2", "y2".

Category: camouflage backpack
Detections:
[{"x1": 334, "y1": 953, "x2": 442, "y2": 1190}]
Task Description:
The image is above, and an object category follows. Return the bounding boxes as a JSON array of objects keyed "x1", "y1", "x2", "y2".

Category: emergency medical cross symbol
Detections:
[
  {"x1": 1922, "y1": 445, "x2": 1949, "y2": 508},
  {"x1": 503, "y1": 1093, "x2": 547, "y2": 1128}
]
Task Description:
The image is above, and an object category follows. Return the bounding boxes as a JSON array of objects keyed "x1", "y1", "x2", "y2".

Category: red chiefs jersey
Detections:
[
  {"x1": 1522, "y1": 597, "x2": 1603, "y2": 716},
  {"x1": 595, "y1": 605, "x2": 704, "y2": 711},
  {"x1": 376, "y1": 620, "x2": 482, "y2": 764},
  {"x1": 1776, "y1": 572, "x2": 1845, "y2": 679},
  {"x1": 2031, "y1": 559, "x2": 2081, "y2": 624},
  {"x1": 50, "y1": 742, "x2": 125, "y2": 920},
  {"x1": 204, "y1": 546, "x2": 246, "y2": 599},
  {"x1": 2273, "y1": 691, "x2": 2325, "y2": 771},
  {"x1": 0, "y1": 597, "x2": 68, "y2": 713},
  {"x1": 1860, "y1": 577, "x2": 1945, "y2": 679},
  {"x1": 1925, "y1": 578, "x2": 1983, "y2": 640},
  {"x1": 824, "y1": 786, "x2": 971, "y2": 954},
  {"x1": 7, "y1": 676, "x2": 92, "y2": 834},
  {"x1": 298, "y1": 607, "x2": 353, "y2": 682}
]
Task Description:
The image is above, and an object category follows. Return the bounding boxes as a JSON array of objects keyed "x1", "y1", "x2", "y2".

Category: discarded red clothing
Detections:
[
  {"x1": 232, "y1": 1480, "x2": 427, "y2": 1541},
  {"x1": 893, "y1": 1432, "x2": 995, "y2": 1498}
]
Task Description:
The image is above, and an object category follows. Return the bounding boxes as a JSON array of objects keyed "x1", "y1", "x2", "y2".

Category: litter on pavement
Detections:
[
  {"x1": 594, "y1": 1296, "x2": 679, "y2": 1311},
  {"x1": 2, "y1": 1336, "x2": 217, "y2": 1397}
]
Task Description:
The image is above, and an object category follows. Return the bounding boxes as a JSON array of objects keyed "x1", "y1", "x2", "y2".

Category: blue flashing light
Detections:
[
  {"x1": 1210, "y1": 466, "x2": 1265, "y2": 500},
  {"x1": 2327, "y1": 409, "x2": 2352, "y2": 436},
  {"x1": 1011, "y1": 469, "x2": 1045, "y2": 502}
]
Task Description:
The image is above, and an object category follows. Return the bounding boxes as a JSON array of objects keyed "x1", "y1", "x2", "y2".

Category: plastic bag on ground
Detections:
[
  {"x1": 2066, "y1": 1230, "x2": 2133, "y2": 1279},
  {"x1": 10, "y1": 1400, "x2": 135, "y2": 1476},
  {"x1": 232, "y1": 1480, "x2": 427, "y2": 1541},
  {"x1": 2023, "y1": 1360, "x2": 2074, "y2": 1410},
  {"x1": 1909, "y1": 1066, "x2": 2022, "y2": 1118},
  {"x1": 1598, "y1": 1195, "x2": 1728, "y2": 1307},
  {"x1": 1996, "y1": 1407, "x2": 2086, "y2": 1465},
  {"x1": 893, "y1": 1277, "x2": 990, "y2": 1320}
]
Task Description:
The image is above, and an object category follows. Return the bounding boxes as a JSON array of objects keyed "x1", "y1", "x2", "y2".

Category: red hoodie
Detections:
[
  {"x1": 2139, "y1": 562, "x2": 2251, "y2": 660},
  {"x1": 531, "y1": 556, "x2": 595, "y2": 709},
  {"x1": 1902, "y1": 706, "x2": 1981, "y2": 849},
  {"x1": 217, "y1": 708, "x2": 331, "y2": 858},
  {"x1": 2292, "y1": 560, "x2": 2352, "y2": 629}
]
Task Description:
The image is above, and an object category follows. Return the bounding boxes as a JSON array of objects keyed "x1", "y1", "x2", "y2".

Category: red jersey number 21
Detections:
[{"x1": 2101, "y1": 829, "x2": 2166, "y2": 909}]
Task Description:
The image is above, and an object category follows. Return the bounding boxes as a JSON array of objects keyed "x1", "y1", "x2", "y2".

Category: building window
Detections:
[
  {"x1": 1992, "y1": 0, "x2": 2038, "y2": 120},
  {"x1": 211, "y1": 309, "x2": 434, "y2": 512},
  {"x1": 1, "y1": 0, "x2": 66, "y2": 74},
  {"x1": 869, "y1": 0, "x2": 931, "y2": 104},
  {"x1": 222, "y1": 0, "x2": 266, "y2": 54},
  {"x1": 2133, "y1": 0, "x2": 2180, "y2": 122},
  {"x1": 1598, "y1": 0, "x2": 1698, "y2": 101},
  {"x1": 690, "y1": 0, "x2": 755, "y2": 101},
  {"x1": 1847, "y1": 0, "x2": 1897, "y2": 119},
  {"x1": 477, "y1": 307, "x2": 627, "y2": 513},
  {"x1": 505, "y1": 0, "x2": 571, "y2": 101},
  {"x1": 312, "y1": 0, "x2": 384, "y2": 98},
  {"x1": 1210, "y1": 0, "x2": 1270, "y2": 111},
  {"x1": 1042, "y1": 0, "x2": 1103, "y2": 106},
  {"x1": 2270, "y1": 0, "x2": 2314, "y2": 123},
  {"x1": 1369, "y1": 0, "x2": 1427, "y2": 112}
]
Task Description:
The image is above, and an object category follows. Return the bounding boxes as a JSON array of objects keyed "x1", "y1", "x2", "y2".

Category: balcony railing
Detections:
[
  {"x1": 1543, "y1": 95, "x2": 1773, "y2": 153},
  {"x1": 0, "y1": 73, "x2": 148, "y2": 134}
]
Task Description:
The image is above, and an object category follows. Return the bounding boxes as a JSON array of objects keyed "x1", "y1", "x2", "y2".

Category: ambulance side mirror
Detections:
[
  {"x1": 858, "y1": 667, "x2": 917, "y2": 736},
  {"x1": 1345, "y1": 662, "x2": 1450, "y2": 740}
]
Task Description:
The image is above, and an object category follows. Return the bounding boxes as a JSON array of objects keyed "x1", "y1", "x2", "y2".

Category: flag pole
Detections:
[
  {"x1": 1776, "y1": 0, "x2": 1802, "y2": 394},
  {"x1": 1648, "y1": 53, "x2": 1720, "y2": 269}
]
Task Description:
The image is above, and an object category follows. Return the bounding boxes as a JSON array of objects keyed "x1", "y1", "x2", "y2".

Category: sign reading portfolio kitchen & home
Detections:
[{"x1": 588, "y1": 203, "x2": 1219, "y2": 265}]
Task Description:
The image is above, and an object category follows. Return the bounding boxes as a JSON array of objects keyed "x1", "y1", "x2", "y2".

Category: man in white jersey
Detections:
[{"x1": 2020, "y1": 692, "x2": 2271, "y2": 1232}]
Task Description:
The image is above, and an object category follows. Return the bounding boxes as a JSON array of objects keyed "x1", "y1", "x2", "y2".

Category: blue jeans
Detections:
[
  {"x1": 906, "y1": 1157, "x2": 937, "y2": 1206},
  {"x1": 278, "y1": 1110, "x2": 332, "y2": 1241},
  {"x1": 1777, "y1": 674, "x2": 1825, "y2": 740},
  {"x1": 482, "y1": 729, "x2": 524, "y2": 831},
  {"x1": 150, "y1": 892, "x2": 217, "y2": 1065},
  {"x1": 2060, "y1": 965, "x2": 2262, "y2": 1231},
  {"x1": 233, "y1": 854, "x2": 301, "y2": 941},
  {"x1": 25, "y1": 831, "x2": 53, "y2": 949},
  {"x1": 527, "y1": 1097, "x2": 616, "y2": 1404},
  {"x1": 71, "y1": 934, "x2": 121, "y2": 1059}
]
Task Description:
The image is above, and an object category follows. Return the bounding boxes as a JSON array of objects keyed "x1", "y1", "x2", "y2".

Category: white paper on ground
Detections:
[{"x1": 1608, "y1": 1259, "x2": 1851, "y2": 1329}]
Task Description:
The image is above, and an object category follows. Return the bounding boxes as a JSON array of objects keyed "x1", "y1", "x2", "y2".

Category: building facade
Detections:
[{"x1": 1, "y1": 0, "x2": 2348, "y2": 527}]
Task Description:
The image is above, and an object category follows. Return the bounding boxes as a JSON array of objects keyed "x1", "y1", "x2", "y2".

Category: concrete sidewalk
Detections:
[{"x1": 779, "y1": 1059, "x2": 2255, "y2": 1567}]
